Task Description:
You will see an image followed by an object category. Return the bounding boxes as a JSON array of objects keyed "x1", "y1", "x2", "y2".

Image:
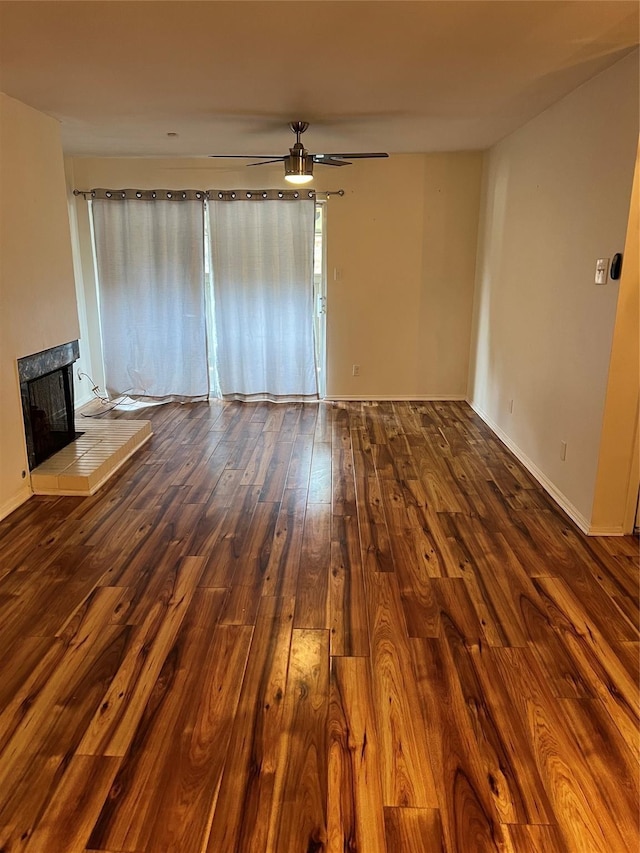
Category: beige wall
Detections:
[
  {"x1": 70, "y1": 152, "x2": 483, "y2": 400},
  {"x1": 327, "y1": 152, "x2": 482, "y2": 397},
  {"x1": 0, "y1": 94, "x2": 80, "y2": 519},
  {"x1": 468, "y1": 51, "x2": 639, "y2": 529}
]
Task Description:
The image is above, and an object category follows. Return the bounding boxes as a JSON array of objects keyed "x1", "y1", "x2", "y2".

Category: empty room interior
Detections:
[{"x1": 0, "y1": 2, "x2": 639, "y2": 851}]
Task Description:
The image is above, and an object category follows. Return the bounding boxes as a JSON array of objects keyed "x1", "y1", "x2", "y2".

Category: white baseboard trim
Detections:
[
  {"x1": 326, "y1": 394, "x2": 467, "y2": 402},
  {"x1": 467, "y1": 399, "x2": 592, "y2": 535},
  {"x1": 0, "y1": 484, "x2": 32, "y2": 522},
  {"x1": 75, "y1": 391, "x2": 95, "y2": 410}
]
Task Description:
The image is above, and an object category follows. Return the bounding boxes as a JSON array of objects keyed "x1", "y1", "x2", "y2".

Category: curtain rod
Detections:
[{"x1": 72, "y1": 189, "x2": 345, "y2": 199}]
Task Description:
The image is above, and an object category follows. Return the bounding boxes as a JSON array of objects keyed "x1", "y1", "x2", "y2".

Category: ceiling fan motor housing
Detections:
[{"x1": 285, "y1": 143, "x2": 314, "y2": 179}]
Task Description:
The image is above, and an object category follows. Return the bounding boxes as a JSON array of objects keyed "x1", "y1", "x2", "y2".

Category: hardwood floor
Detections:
[{"x1": 0, "y1": 399, "x2": 637, "y2": 852}]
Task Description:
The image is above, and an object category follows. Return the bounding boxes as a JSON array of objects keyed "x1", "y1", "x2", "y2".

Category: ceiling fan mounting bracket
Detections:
[{"x1": 289, "y1": 121, "x2": 309, "y2": 137}]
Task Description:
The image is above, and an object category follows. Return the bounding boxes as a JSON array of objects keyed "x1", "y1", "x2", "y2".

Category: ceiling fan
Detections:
[{"x1": 209, "y1": 121, "x2": 388, "y2": 184}]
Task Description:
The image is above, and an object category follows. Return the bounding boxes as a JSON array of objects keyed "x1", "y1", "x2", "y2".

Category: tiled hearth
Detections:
[{"x1": 30, "y1": 417, "x2": 152, "y2": 496}]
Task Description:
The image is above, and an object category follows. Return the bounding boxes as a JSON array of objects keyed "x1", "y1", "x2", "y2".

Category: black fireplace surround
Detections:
[{"x1": 18, "y1": 341, "x2": 82, "y2": 470}]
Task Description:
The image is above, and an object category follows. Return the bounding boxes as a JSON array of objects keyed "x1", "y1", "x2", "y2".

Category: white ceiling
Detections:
[{"x1": 0, "y1": 1, "x2": 637, "y2": 158}]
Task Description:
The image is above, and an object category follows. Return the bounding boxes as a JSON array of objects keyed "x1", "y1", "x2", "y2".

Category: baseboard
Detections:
[
  {"x1": 587, "y1": 526, "x2": 626, "y2": 537},
  {"x1": 326, "y1": 394, "x2": 467, "y2": 402},
  {"x1": 75, "y1": 391, "x2": 95, "y2": 410},
  {"x1": 467, "y1": 399, "x2": 592, "y2": 535},
  {"x1": 0, "y1": 484, "x2": 32, "y2": 522}
]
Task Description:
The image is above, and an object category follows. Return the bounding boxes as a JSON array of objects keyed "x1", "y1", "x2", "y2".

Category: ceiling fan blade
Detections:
[
  {"x1": 323, "y1": 152, "x2": 389, "y2": 159},
  {"x1": 246, "y1": 158, "x2": 286, "y2": 166},
  {"x1": 208, "y1": 155, "x2": 281, "y2": 160},
  {"x1": 312, "y1": 157, "x2": 350, "y2": 167}
]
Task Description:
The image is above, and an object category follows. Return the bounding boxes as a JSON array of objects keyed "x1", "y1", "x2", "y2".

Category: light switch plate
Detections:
[{"x1": 595, "y1": 258, "x2": 609, "y2": 285}]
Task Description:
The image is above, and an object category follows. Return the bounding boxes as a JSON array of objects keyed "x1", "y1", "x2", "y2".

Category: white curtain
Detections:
[
  {"x1": 208, "y1": 199, "x2": 318, "y2": 401},
  {"x1": 91, "y1": 196, "x2": 209, "y2": 401}
]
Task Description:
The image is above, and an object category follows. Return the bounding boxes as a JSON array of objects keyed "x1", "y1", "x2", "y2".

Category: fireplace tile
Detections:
[{"x1": 30, "y1": 417, "x2": 152, "y2": 496}]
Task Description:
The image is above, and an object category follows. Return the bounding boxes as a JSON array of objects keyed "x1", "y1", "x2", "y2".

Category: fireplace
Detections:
[{"x1": 18, "y1": 341, "x2": 82, "y2": 470}]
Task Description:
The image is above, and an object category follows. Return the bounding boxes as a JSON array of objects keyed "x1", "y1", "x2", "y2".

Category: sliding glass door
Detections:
[{"x1": 313, "y1": 202, "x2": 327, "y2": 399}]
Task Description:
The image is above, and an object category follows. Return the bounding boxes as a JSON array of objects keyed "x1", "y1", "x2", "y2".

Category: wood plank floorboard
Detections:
[
  {"x1": 327, "y1": 656, "x2": 386, "y2": 851},
  {"x1": 0, "y1": 399, "x2": 637, "y2": 852},
  {"x1": 206, "y1": 595, "x2": 295, "y2": 853}
]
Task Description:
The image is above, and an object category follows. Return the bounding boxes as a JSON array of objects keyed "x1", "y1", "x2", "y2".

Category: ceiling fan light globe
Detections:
[{"x1": 285, "y1": 173, "x2": 314, "y2": 185}]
